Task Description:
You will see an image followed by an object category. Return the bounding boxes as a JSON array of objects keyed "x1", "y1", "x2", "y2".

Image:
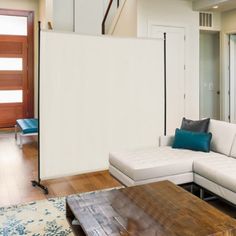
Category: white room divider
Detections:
[{"x1": 40, "y1": 31, "x2": 164, "y2": 180}]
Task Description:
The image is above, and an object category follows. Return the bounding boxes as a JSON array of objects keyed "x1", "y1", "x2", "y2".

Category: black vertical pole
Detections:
[
  {"x1": 31, "y1": 22, "x2": 48, "y2": 195},
  {"x1": 38, "y1": 21, "x2": 41, "y2": 183},
  {"x1": 164, "y1": 32, "x2": 167, "y2": 136}
]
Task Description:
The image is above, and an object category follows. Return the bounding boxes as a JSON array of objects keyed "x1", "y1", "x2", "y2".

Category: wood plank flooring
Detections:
[
  {"x1": 0, "y1": 132, "x2": 121, "y2": 207},
  {"x1": 0, "y1": 132, "x2": 235, "y2": 220}
]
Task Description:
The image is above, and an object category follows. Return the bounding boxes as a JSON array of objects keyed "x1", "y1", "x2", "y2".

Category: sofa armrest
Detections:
[{"x1": 159, "y1": 135, "x2": 174, "y2": 147}]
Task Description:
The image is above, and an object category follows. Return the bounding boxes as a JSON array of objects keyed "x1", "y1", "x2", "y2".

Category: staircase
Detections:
[{"x1": 102, "y1": 0, "x2": 126, "y2": 34}]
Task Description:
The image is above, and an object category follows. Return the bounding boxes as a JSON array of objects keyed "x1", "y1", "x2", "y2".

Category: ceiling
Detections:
[{"x1": 192, "y1": 0, "x2": 236, "y2": 12}]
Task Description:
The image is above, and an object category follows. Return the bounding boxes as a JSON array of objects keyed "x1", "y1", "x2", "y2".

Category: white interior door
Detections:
[
  {"x1": 149, "y1": 25, "x2": 185, "y2": 135},
  {"x1": 230, "y1": 34, "x2": 236, "y2": 123},
  {"x1": 200, "y1": 32, "x2": 220, "y2": 120}
]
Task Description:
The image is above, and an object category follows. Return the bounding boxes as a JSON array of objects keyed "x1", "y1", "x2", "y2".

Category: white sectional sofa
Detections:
[{"x1": 109, "y1": 119, "x2": 236, "y2": 205}]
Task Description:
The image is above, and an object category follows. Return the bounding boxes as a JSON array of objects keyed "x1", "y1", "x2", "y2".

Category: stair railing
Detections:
[{"x1": 102, "y1": 0, "x2": 120, "y2": 34}]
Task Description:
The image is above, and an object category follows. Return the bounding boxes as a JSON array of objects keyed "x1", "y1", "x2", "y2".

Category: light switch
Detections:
[{"x1": 209, "y1": 82, "x2": 214, "y2": 91}]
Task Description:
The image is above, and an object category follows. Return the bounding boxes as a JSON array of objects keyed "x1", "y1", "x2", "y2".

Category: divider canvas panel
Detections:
[{"x1": 40, "y1": 31, "x2": 164, "y2": 179}]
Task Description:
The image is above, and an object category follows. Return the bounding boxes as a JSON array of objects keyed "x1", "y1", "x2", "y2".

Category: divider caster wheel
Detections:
[
  {"x1": 44, "y1": 188, "x2": 49, "y2": 195},
  {"x1": 31, "y1": 180, "x2": 49, "y2": 195}
]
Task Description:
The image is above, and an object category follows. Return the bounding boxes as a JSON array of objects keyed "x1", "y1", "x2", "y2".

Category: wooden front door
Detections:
[
  {"x1": 0, "y1": 9, "x2": 34, "y2": 128},
  {"x1": 0, "y1": 36, "x2": 28, "y2": 127}
]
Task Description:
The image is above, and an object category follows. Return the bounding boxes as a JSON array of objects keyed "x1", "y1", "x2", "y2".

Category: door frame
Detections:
[
  {"x1": 199, "y1": 31, "x2": 220, "y2": 120},
  {"x1": 229, "y1": 34, "x2": 236, "y2": 123},
  {"x1": 0, "y1": 8, "x2": 34, "y2": 118}
]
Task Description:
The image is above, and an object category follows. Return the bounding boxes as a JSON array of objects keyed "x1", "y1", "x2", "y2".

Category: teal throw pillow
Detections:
[{"x1": 172, "y1": 128, "x2": 212, "y2": 152}]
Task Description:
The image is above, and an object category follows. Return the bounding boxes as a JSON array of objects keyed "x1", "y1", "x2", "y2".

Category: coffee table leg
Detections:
[
  {"x1": 66, "y1": 201, "x2": 74, "y2": 219},
  {"x1": 200, "y1": 188, "x2": 204, "y2": 199},
  {"x1": 66, "y1": 201, "x2": 86, "y2": 236},
  {"x1": 190, "y1": 184, "x2": 194, "y2": 193}
]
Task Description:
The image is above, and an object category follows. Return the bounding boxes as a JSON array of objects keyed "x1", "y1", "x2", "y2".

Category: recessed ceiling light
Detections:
[{"x1": 213, "y1": 5, "x2": 219, "y2": 9}]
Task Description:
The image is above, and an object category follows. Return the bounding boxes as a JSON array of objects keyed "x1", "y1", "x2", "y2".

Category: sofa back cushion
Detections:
[
  {"x1": 229, "y1": 136, "x2": 236, "y2": 159},
  {"x1": 208, "y1": 119, "x2": 236, "y2": 156}
]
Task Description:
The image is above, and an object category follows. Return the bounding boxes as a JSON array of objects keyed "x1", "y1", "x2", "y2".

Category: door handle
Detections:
[{"x1": 217, "y1": 91, "x2": 220, "y2": 95}]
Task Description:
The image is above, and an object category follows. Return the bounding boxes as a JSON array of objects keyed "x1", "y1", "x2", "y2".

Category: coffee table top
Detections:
[{"x1": 66, "y1": 181, "x2": 236, "y2": 236}]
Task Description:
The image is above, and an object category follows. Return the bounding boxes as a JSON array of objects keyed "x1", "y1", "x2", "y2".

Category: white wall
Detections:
[
  {"x1": 39, "y1": 0, "x2": 46, "y2": 28},
  {"x1": 222, "y1": 9, "x2": 236, "y2": 33},
  {"x1": 75, "y1": 0, "x2": 106, "y2": 35},
  {"x1": 109, "y1": 0, "x2": 137, "y2": 37},
  {"x1": 137, "y1": 0, "x2": 200, "y2": 120},
  {"x1": 53, "y1": 0, "x2": 73, "y2": 31},
  {"x1": 39, "y1": 0, "x2": 53, "y2": 30},
  {"x1": 0, "y1": 0, "x2": 39, "y2": 116},
  {"x1": 40, "y1": 0, "x2": 108, "y2": 34},
  {"x1": 221, "y1": 9, "x2": 236, "y2": 121},
  {"x1": 40, "y1": 32, "x2": 164, "y2": 179}
]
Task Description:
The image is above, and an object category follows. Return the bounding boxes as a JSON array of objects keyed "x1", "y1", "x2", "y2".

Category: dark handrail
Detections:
[
  {"x1": 102, "y1": 0, "x2": 120, "y2": 35},
  {"x1": 102, "y1": 0, "x2": 113, "y2": 34}
]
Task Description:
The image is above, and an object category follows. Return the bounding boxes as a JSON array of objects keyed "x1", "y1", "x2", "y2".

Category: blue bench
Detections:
[{"x1": 15, "y1": 119, "x2": 38, "y2": 148}]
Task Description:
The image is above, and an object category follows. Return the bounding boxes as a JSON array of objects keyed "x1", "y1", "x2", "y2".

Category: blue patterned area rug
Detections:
[
  {"x1": 0, "y1": 187, "x2": 123, "y2": 236},
  {"x1": 0, "y1": 197, "x2": 72, "y2": 236}
]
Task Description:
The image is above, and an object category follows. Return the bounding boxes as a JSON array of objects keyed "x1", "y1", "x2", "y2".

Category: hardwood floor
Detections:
[
  {"x1": 0, "y1": 132, "x2": 121, "y2": 207},
  {"x1": 0, "y1": 132, "x2": 235, "y2": 220}
]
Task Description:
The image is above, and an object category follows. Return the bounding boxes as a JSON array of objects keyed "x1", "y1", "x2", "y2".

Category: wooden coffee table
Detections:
[{"x1": 66, "y1": 181, "x2": 236, "y2": 236}]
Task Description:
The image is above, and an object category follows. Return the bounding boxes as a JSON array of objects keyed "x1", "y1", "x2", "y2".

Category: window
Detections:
[
  {"x1": 0, "y1": 15, "x2": 27, "y2": 36},
  {"x1": 0, "y1": 58, "x2": 23, "y2": 71},
  {"x1": 0, "y1": 90, "x2": 23, "y2": 103}
]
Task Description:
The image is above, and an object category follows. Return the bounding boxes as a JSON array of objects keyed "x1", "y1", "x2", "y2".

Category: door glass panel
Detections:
[
  {"x1": 0, "y1": 58, "x2": 23, "y2": 71},
  {"x1": 0, "y1": 90, "x2": 23, "y2": 103},
  {"x1": 0, "y1": 15, "x2": 27, "y2": 36}
]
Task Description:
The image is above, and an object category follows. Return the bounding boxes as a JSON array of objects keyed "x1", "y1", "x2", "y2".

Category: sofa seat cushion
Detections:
[
  {"x1": 109, "y1": 146, "x2": 222, "y2": 181},
  {"x1": 194, "y1": 156, "x2": 236, "y2": 193}
]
